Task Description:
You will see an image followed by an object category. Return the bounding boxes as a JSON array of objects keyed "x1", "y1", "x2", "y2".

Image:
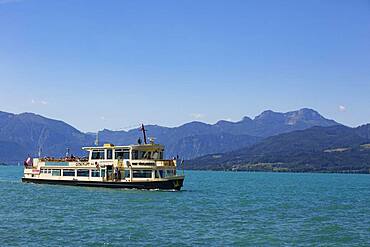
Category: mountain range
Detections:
[
  {"x1": 0, "y1": 111, "x2": 93, "y2": 162},
  {"x1": 187, "y1": 124, "x2": 370, "y2": 173},
  {"x1": 0, "y1": 108, "x2": 338, "y2": 163}
]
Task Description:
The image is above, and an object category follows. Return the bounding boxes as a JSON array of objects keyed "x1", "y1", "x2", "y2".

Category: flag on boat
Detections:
[{"x1": 25, "y1": 156, "x2": 33, "y2": 166}]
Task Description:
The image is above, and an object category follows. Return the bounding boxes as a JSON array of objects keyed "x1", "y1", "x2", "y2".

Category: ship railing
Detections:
[
  {"x1": 129, "y1": 159, "x2": 176, "y2": 167},
  {"x1": 155, "y1": 160, "x2": 176, "y2": 167},
  {"x1": 39, "y1": 157, "x2": 89, "y2": 162}
]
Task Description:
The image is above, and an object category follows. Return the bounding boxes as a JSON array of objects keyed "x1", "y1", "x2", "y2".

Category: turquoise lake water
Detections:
[{"x1": 0, "y1": 166, "x2": 369, "y2": 246}]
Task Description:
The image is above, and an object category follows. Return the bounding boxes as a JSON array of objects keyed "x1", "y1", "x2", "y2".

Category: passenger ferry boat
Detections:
[{"x1": 22, "y1": 126, "x2": 185, "y2": 190}]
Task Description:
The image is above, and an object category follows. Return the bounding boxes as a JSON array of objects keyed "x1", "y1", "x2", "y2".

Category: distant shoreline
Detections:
[
  {"x1": 4, "y1": 163, "x2": 369, "y2": 174},
  {"x1": 183, "y1": 168, "x2": 370, "y2": 174}
]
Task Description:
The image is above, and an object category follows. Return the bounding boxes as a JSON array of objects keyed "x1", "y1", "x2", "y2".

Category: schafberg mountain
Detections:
[
  {"x1": 188, "y1": 124, "x2": 370, "y2": 173},
  {"x1": 213, "y1": 108, "x2": 338, "y2": 137},
  {"x1": 0, "y1": 108, "x2": 338, "y2": 163}
]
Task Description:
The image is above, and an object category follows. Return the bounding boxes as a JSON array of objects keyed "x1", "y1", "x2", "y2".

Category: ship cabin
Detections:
[{"x1": 81, "y1": 143, "x2": 178, "y2": 181}]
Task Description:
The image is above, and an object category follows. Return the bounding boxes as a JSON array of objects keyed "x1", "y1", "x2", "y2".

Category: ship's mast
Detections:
[
  {"x1": 140, "y1": 124, "x2": 147, "y2": 144},
  {"x1": 95, "y1": 131, "x2": 99, "y2": 146}
]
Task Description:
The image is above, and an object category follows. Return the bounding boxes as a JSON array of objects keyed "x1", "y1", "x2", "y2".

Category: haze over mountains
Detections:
[{"x1": 0, "y1": 108, "x2": 339, "y2": 163}]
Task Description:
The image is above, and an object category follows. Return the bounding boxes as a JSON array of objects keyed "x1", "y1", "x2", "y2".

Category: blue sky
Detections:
[{"x1": 0, "y1": 0, "x2": 369, "y2": 132}]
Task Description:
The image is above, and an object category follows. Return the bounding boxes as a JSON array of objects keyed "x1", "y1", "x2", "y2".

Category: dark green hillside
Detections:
[{"x1": 188, "y1": 125, "x2": 370, "y2": 173}]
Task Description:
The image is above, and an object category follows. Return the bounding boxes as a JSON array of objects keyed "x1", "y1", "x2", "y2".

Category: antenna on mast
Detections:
[{"x1": 140, "y1": 124, "x2": 147, "y2": 144}]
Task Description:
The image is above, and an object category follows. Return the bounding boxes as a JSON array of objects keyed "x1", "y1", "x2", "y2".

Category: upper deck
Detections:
[
  {"x1": 28, "y1": 142, "x2": 176, "y2": 170},
  {"x1": 82, "y1": 143, "x2": 165, "y2": 162}
]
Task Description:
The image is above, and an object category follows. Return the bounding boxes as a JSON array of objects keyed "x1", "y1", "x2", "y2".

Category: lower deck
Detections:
[
  {"x1": 24, "y1": 166, "x2": 178, "y2": 182},
  {"x1": 22, "y1": 175, "x2": 184, "y2": 190}
]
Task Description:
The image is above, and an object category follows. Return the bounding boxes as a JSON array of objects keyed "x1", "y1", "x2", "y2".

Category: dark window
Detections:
[
  {"x1": 91, "y1": 169, "x2": 100, "y2": 177},
  {"x1": 159, "y1": 170, "x2": 164, "y2": 178},
  {"x1": 107, "y1": 149, "x2": 113, "y2": 159},
  {"x1": 77, "y1": 169, "x2": 89, "y2": 177},
  {"x1": 132, "y1": 170, "x2": 152, "y2": 178},
  {"x1": 132, "y1": 150, "x2": 139, "y2": 160},
  {"x1": 115, "y1": 150, "x2": 124, "y2": 160},
  {"x1": 63, "y1": 169, "x2": 75, "y2": 176},
  {"x1": 52, "y1": 169, "x2": 61, "y2": 176},
  {"x1": 115, "y1": 149, "x2": 129, "y2": 160},
  {"x1": 146, "y1": 152, "x2": 153, "y2": 159},
  {"x1": 92, "y1": 150, "x2": 105, "y2": 160},
  {"x1": 139, "y1": 151, "x2": 145, "y2": 159}
]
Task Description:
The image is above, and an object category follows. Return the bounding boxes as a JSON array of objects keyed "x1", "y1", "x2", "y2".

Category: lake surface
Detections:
[{"x1": 0, "y1": 166, "x2": 369, "y2": 246}]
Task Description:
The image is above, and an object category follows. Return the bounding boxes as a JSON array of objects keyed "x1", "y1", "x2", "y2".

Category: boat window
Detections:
[
  {"x1": 152, "y1": 152, "x2": 159, "y2": 160},
  {"x1": 159, "y1": 170, "x2": 174, "y2": 178},
  {"x1": 115, "y1": 149, "x2": 130, "y2": 160},
  {"x1": 166, "y1": 170, "x2": 174, "y2": 177},
  {"x1": 143, "y1": 151, "x2": 150, "y2": 159},
  {"x1": 44, "y1": 169, "x2": 51, "y2": 174},
  {"x1": 77, "y1": 169, "x2": 89, "y2": 177},
  {"x1": 132, "y1": 150, "x2": 139, "y2": 160},
  {"x1": 115, "y1": 150, "x2": 124, "y2": 160},
  {"x1": 91, "y1": 169, "x2": 100, "y2": 177},
  {"x1": 141, "y1": 151, "x2": 150, "y2": 159},
  {"x1": 106, "y1": 149, "x2": 113, "y2": 159},
  {"x1": 132, "y1": 170, "x2": 152, "y2": 178},
  {"x1": 52, "y1": 169, "x2": 61, "y2": 176},
  {"x1": 63, "y1": 169, "x2": 75, "y2": 176},
  {"x1": 133, "y1": 150, "x2": 154, "y2": 160},
  {"x1": 91, "y1": 150, "x2": 105, "y2": 160},
  {"x1": 135, "y1": 151, "x2": 144, "y2": 159},
  {"x1": 124, "y1": 170, "x2": 130, "y2": 178},
  {"x1": 41, "y1": 169, "x2": 51, "y2": 174},
  {"x1": 100, "y1": 169, "x2": 106, "y2": 178}
]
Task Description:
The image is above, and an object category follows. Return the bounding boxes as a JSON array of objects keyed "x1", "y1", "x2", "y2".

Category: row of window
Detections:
[
  {"x1": 132, "y1": 170, "x2": 175, "y2": 178},
  {"x1": 132, "y1": 151, "x2": 164, "y2": 160},
  {"x1": 91, "y1": 149, "x2": 130, "y2": 160},
  {"x1": 91, "y1": 149, "x2": 164, "y2": 160},
  {"x1": 40, "y1": 168, "x2": 104, "y2": 177},
  {"x1": 40, "y1": 168, "x2": 175, "y2": 179}
]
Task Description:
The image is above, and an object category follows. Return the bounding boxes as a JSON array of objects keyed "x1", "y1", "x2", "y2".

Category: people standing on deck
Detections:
[{"x1": 117, "y1": 169, "x2": 121, "y2": 180}]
